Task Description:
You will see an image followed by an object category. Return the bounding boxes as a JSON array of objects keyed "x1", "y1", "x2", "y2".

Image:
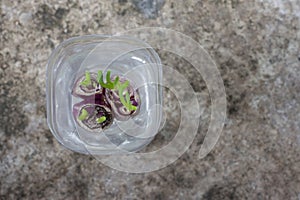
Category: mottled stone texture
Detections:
[{"x1": 1, "y1": 0, "x2": 300, "y2": 199}]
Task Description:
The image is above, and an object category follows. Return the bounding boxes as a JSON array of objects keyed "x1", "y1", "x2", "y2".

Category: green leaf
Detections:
[
  {"x1": 97, "y1": 70, "x2": 114, "y2": 89},
  {"x1": 118, "y1": 80, "x2": 137, "y2": 111},
  {"x1": 96, "y1": 116, "x2": 106, "y2": 123},
  {"x1": 80, "y1": 71, "x2": 91, "y2": 86},
  {"x1": 125, "y1": 91, "x2": 130, "y2": 103},
  {"x1": 78, "y1": 108, "x2": 88, "y2": 121},
  {"x1": 106, "y1": 71, "x2": 112, "y2": 84},
  {"x1": 131, "y1": 105, "x2": 137, "y2": 111},
  {"x1": 125, "y1": 92, "x2": 136, "y2": 110},
  {"x1": 97, "y1": 70, "x2": 137, "y2": 111},
  {"x1": 118, "y1": 90, "x2": 127, "y2": 109},
  {"x1": 113, "y1": 76, "x2": 119, "y2": 86}
]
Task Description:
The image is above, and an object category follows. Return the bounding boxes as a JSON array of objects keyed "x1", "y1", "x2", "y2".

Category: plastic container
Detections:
[{"x1": 46, "y1": 35, "x2": 163, "y2": 154}]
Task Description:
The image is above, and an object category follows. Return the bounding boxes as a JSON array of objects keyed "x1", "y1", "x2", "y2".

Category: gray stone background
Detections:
[{"x1": 1, "y1": 0, "x2": 300, "y2": 199}]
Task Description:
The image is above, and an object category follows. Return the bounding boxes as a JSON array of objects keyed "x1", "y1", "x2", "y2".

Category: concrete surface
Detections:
[{"x1": 1, "y1": 0, "x2": 300, "y2": 199}]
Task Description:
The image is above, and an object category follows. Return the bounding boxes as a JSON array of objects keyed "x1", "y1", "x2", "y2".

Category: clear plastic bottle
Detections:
[{"x1": 46, "y1": 35, "x2": 163, "y2": 154}]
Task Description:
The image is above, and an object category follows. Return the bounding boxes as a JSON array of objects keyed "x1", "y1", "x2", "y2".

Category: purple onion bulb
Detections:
[
  {"x1": 105, "y1": 76, "x2": 140, "y2": 121},
  {"x1": 72, "y1": 73, "x2": 99, "y2": 98},
  {"x1": 73, "y1": 96, "x2": 113, "y2": 131}
]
